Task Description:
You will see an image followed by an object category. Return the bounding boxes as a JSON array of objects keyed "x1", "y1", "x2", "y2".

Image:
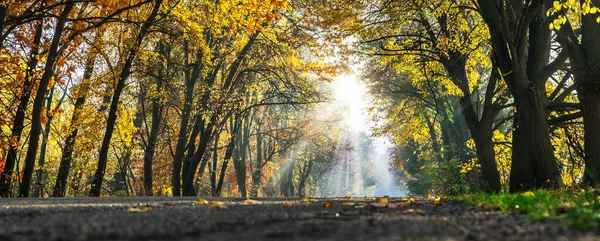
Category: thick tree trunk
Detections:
[
  {"x1": 52, "y1": 29, "x2": 101, "y2": 197},
  {"x1": 509, "y1": 122, "x2": 536, "y2": 191},
  {"x1": 513, "y1": 74, "x2": 562, "y2": 188},
  {"x1": 579, "y1": 0, "x2": 600, "y2": 186},
  {"x1": 89, "y1": 0, "x2": 161, "y2": 196},
  {"x1": 470, "y1": 126, "x2": 501, "y2": 192},
  {"x1": 0, "y1": 20, "x2": 43, "y2": 197},
  {"x1": 19, "y1": 3, "x2": 74, "y2": 197}
]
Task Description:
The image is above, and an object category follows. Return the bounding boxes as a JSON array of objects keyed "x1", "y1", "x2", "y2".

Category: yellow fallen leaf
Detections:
[
  {"x1": 283, "y1": 201, "x2": 294, "y2": 207},
  {"x1": 404, "y1": 209, "x2": 415, "y2": 213},
  {"x1": 244, "y1": 199, "x2": 262, "y2": 204},
  {"x1": 433, "y1": 197, "x2": 444, "y2": 206},
  {"x1": 522, "y1": 191, "x2": 535, "y2": 197},
  {"x1": 322, "y1": 201, "x2": 334, "y2": 207},
  {"x1": 128, "y1": 207, "x2": 150, "y2": 212},
  {"x1": 401, "y1": 196, "x2": 408, "y2": 201},
  {"x1": 369, "y1": 203, "x2": 387, "y2": 208},
  {"x1": 300, "y1": 197, "x2": 311, "y2": 203},
  {"x1": 210, "y1": 202, "x2": 226, "y2": 209},
  {"x1": 406, "y1": 198, "x2": 416, "y2": 204},
  {"x1": 196, "y1": 199, "x2": 208, "y2": 205},
  {"x1": 427, "y1": 195, "x2": 434, "y2": 201},
  {"x1": 376, "y1": 197, "x2": 389, "y2": 205}
]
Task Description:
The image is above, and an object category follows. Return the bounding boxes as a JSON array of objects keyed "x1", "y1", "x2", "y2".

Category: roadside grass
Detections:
[{"x1": 458, "y1": 189, "x2": 600, "y2": 231}]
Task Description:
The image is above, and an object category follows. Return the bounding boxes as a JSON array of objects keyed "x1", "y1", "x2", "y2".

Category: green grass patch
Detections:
[{"x1": 457, "y1": 189, "x2": 600, "y2": 231}]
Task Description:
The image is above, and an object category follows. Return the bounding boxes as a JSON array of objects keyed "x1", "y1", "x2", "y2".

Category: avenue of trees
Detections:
[{"x1": 2, "y1": 0, "x2": 600, "y2": 198}]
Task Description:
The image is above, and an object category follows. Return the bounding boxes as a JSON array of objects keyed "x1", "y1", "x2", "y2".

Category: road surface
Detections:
[{"x1": 0, "y1": 197, "x2": 596, "y2": 241}]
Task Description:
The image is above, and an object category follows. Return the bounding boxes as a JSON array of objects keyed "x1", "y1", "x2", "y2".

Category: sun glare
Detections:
[{"x1": 332, "y1": 74, "x2": 369, "y2": 131}]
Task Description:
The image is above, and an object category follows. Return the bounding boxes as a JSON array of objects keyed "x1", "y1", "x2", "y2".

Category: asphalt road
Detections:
[{"x1": 0, "y1": 197, "x2": 596, "y2": 241}]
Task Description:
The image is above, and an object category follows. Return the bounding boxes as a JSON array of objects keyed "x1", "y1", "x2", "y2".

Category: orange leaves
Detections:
[
  {"x1": 321, "y1": 201, "x2": 334, "y2": 207},
  {"x1": 282, "y1": 201, "x2": 294, "y2": 207},
  {"x1": 196, "y1": 199, "x2": 227, "y2": 209},
  {"x1": 375, "y1": 197, "x2": 389, "y2": 205}
]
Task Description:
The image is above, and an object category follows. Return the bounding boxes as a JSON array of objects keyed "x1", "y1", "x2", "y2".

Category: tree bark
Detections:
[
  {"x1": 19, "y1": 3, "x2": 74, "y2": 197},
  {"x1": 89, "y1": 0, "x2": 161, "y2": 196}
]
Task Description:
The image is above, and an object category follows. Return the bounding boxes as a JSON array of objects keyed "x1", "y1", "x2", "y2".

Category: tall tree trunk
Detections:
[
  {"x1": 142, "y1": 40, "x2": 167, "y2": 196},
  {"x1": 32, "y1": 84, "x2": 56, "y2": 197},
  {"x1": 210, "y1": 130, "x2": 220, "y2": 196},
  {"x1": 89, "y1": 0, "x2": 161, "y2": 196},
  {"x1": 233, "y1": 115, "x2": 249, "y2": 197},
  {"x1": 143, "y1": 93, "x2": 163, "y2": 196},
  {"x1": 52, "y1": 28, "x2": 102, "y2": 197},
  {"x1": 250, "y1": 126, "x2": 263, "y2": 198},
  {"x1": 215, "y1": 135, "x2": 236, "y2": 196},
  {"x1": 297, "y1": 159, "x2": 313, "y2": 197},
  {"x1": 0, "y1": 20, "x2": 44, "y2": 197},
  {"x1": 172, "y1": 46, "x2": 201, "y2": 196},
  {"x1": 19, "y1": 3, "x2": 74, "y2": 197},
  {"x1": 447, "y1": 63, "x2": 502, "y2": 192},
  {"x1": 579, "y1": 2, "x2": 600, "y2": 185}
]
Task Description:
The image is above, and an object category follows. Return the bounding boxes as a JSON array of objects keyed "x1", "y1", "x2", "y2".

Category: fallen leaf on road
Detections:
[
  {"x1": 376, "y1": 197, "x2": 389, "y2": 205},
  {"x1": 243, "y1": 199, "x2": 262, "y2": 204},
  {"x1": 322, "y1": 202, "x2": 334, "y2": 207},
  {"x1": 404, "y1": 209, "x2": 415, "y2": 213},
  {"x1": 196, "y1": 199, "x2": 209, "y2": 205},
  {"x1": 406, "y1": 198, "x2": 416, "y2": 204},
  {"x1": 210, "y1": 202, "x2": 226, "y2": 209},
  {"x1": 127, "y1": 207, "x2": 150, "y2": 212},
  {"x1": 300, "y1": 197, "x2": 312, "y2": 203},
  {"x1": 283, "y1": 201, "x2": 294, "y2": 207},
  {"x1": 369, "y1": 202, "x2": 387, "y2": 208}
]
